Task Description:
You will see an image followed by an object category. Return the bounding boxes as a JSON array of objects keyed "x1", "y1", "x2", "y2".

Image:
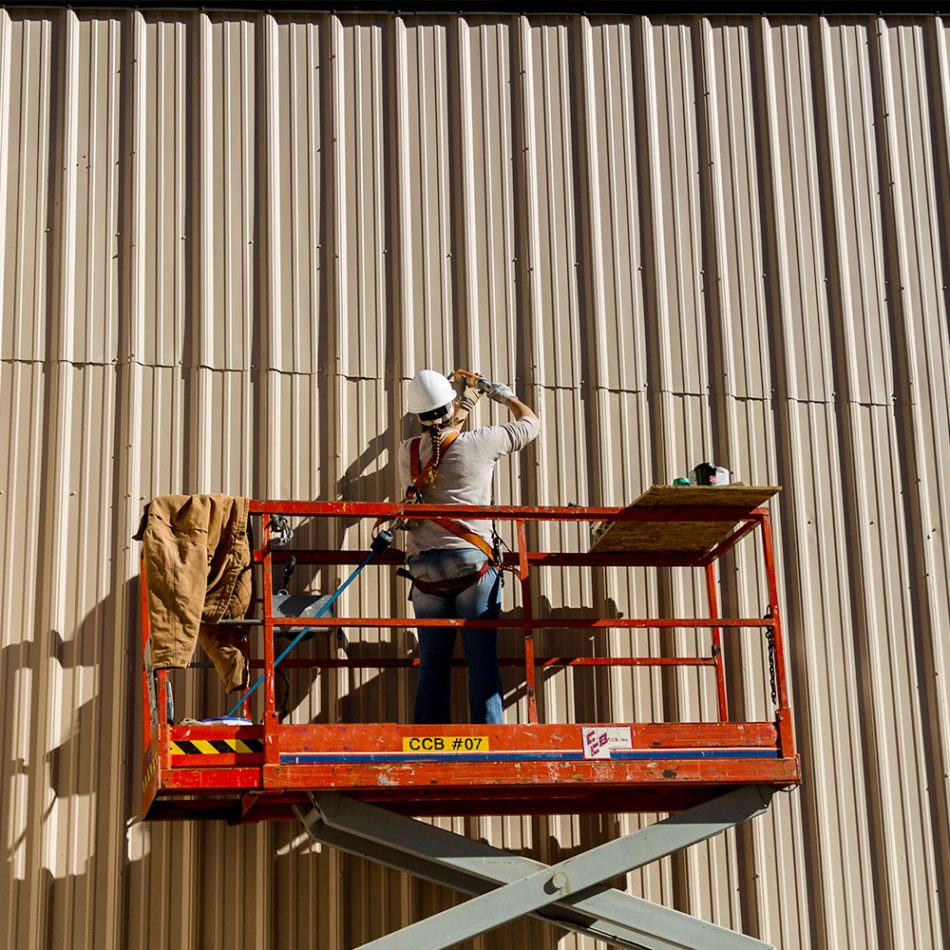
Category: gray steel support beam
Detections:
[
  {"x1": 295, "y1": 812, "x2": 641, "y2": 946},
  {"x1": 298, "y1": 806, "x2": 769, "y2": 950},
  {"x1": 296, "y1": 788, "x2": 775, "y2": 950}
]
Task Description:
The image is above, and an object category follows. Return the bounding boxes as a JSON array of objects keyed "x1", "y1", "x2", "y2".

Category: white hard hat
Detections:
[{"x1": 407, "y1": 369, "x2": 455, "y2": 423}]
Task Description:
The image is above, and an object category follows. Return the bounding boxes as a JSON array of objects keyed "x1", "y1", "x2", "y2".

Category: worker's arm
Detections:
[
  {"x1": 476, "y1": 376, "x2": 537, "y2": 416},
  {"x1": 505, "y1": 395, "x2": 537, "y2": 422}
]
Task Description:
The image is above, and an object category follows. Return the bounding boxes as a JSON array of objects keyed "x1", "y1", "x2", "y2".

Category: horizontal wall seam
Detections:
[{"x1": 0, "y1": 358, "x2": 909, "y2": 410}]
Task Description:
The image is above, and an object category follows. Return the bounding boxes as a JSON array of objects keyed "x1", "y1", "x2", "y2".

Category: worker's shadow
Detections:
[
  {"x1": 312, "y1": 410, "x2": 415, "y2": 538},
  {"x1": 280, "y1": 589, "x2": 628, "y2": 730},
  {"x1": 333, "y1": 428, "x2": 394, "y2": 507},
  {"x1": 274, "y1": 410, "x2": 434, "y2": 723},
  {"x1": 278, "y1": 633, "x2": 416, "y2": 727},
  {"x1": 275, "y1": 564, "x2": 415, "y2": 725},
  {"x1": 265, "y1": 411, "x2": 413, "y2": 714}
]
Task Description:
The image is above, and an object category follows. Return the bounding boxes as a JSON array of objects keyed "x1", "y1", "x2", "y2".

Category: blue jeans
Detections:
[{"x1": 408, "y1": 548, "x2": 503, "y2": 724}]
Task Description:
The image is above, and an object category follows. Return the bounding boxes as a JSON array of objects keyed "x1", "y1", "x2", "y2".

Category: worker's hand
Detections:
[
  {"x1": 475, "y1": 378, "x2": 515, "y2": 405},
  {"x1": 449, "y1": 369, "x2": 483, "y2": 415},
  {"x1": 457, "y1": 383, "x2": 481, "y2": 413}
]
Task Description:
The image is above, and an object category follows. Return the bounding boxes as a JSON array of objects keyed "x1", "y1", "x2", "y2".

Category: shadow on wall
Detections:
[
  {"x1": 310, "y1": 409, "x2": 416, "y2": 539},
  {"x1": 508, "y1": 594, "x2": 627, "y2": 726},
  {"x1": 1, "y1": 575, "x2": 142, "y2": 948},
  {"x1": 334, "y1": 425, "x2": 397, "y2": 507},
  {"x1": 1, "y1": 550, "x2": 628, "y2": 948},
  {"x1": 271, "y1": 592, "x2": 629, "y2": 730}
]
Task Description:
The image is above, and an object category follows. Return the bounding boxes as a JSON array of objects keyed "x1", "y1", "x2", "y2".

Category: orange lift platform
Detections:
[{"x1": 139, "y1": 487, "x2": 800, "y2": 950}]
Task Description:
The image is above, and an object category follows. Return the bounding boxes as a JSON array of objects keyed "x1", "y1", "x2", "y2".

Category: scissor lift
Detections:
[{"x1": 139, "y1": 488, "x2": 799, "y2": 949}]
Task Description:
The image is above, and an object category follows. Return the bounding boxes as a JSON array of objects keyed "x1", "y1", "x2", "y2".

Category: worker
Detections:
[{"x1": 398, "y1": 369, "x2": 540, "y2": 725}]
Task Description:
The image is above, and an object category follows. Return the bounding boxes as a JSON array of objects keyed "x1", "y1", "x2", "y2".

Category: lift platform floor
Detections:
[{"x1": 143, "y1": 720, "x2": 799, "y2": 822}]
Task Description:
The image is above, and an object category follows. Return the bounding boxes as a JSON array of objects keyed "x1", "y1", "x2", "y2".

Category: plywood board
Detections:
[{"x1": 589, "y1": 485, "x2": 781, "y2": 555}]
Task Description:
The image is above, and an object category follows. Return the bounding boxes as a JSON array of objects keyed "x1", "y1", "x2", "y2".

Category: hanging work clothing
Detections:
[
  {"x1": 396, "y1": 415, "x2": 541, "y2": 559},
  {"x1": 134, "y1": 494, "x2": 252, "y2": 692}
]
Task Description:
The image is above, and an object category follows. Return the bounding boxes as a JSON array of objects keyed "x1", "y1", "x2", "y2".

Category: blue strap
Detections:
[{"x1": 226, "y1": 546, "x2": 378, "y2": 718}]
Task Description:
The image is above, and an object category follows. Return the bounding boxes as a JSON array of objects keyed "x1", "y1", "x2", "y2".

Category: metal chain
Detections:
[{"x1": 764, "y1": 608, "x2": 777, "y2": 707}]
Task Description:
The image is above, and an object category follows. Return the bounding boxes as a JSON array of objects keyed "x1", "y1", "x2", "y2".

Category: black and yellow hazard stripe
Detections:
[
  {"x1": 141, "y1": 752, "x2": 157, "y2": 793},
  {"x1": 170, "y1": 738, "x2": 263, "y2": 755}
]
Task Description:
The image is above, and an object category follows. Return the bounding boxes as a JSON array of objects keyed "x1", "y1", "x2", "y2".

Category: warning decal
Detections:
[{"x1": 170, "y1": 738, "x2": 263, "y2": 755}]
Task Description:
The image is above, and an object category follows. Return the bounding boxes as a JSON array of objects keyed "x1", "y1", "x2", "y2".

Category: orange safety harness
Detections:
[
  {"x1": 407, "y1": 432, "x2": 497, "y2": 562},
  {"x1": 390, "y1": 429, "x2": 500, "y2": 599}
]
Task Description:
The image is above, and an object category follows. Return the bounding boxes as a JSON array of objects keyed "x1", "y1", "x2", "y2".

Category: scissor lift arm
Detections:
[{"x1": 297, "y1": 787, "x2": 776, "y2": 950}]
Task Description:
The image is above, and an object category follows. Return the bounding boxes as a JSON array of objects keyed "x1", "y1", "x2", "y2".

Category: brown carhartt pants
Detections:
[{"x1": 135, "y1": 494, "x2": 252, "y2": 692}]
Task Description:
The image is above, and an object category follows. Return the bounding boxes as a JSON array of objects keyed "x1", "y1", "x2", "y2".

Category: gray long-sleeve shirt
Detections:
[{"x1": 396, "y1": 415, "x2": 541, "y2": 557}]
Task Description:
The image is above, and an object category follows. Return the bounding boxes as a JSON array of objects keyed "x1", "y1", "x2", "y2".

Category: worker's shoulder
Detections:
[
  {"x1": 469, "y1": 416, "x2": 540, "y2": 440},
  {"x1": 396, "y1": 437, "x2": 419, "y2": 469}
]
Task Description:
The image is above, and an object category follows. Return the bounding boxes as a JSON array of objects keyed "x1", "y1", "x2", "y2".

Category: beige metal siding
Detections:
[{"x1": 1, "y1": 8, "x2": 949, "y2": 949}]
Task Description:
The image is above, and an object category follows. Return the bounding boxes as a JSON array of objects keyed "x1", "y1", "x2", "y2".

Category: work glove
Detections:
[
  {"x1": 476, "y1": 378, "x2": 515, "y2": 405},
  {"x1": 457, "y1": 381, "x2": 481, "y2": 412},
  {"x1": 449, "y1": 369, "x2": 484, "y2": 414}
]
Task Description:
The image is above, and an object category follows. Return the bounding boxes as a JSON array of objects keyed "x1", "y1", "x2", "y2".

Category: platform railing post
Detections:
[
  {"x1": 260, "y1": 514, "x2": 279, "y2": 762},
  {"x1": 758, "y1": 512, "x2": 788, "y2": 708},
  {"x1": 140, "y1": 546, "x2": 169, "y2": 746},
  {"x1": 705, "y1": 561, "x2": 729, "y2": 722},
  {"x1": 516, "y1": 519, "x2": 538, "y2": 724},
  {"x1": 156, "y1": 669, "x2": 171, "y2": 775},
  {"x1": 242, "y1": 534, "x2": 258, "y2": 722},
  {"x1": 759, "y1": 511, "x2": 794, "y2": 756},
  {"x1": 140, "y1": 553, "x2": 153, "y2": 749}
]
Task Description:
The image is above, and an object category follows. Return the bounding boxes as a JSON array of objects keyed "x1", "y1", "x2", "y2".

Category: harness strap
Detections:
[
  {"x1": 429, "y1": 517, "x2": 495, "y2": 561},
  {"x1": 409, "y1": 438, "x2": 420, "y2": 482},
  {"x1": 409, "y1": 430, "x2": 459, "y2": 485},
  {"x1": 404, "y1": 430, "x2": 495, "y2": 562},
  {"x1": 400, "y1": 558, "x2": 492, "y2": 599},
  {"x1": 373, "y1": 431, "x2": 460, "y2": 533},
  {"x1": 380, "y1": 430, "x2": 499, "y2": 566}
]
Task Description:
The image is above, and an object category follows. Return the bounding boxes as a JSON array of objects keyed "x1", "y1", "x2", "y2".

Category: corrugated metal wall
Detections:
[{"x1": 1, "y1": 7, "x2": 949, "y2": 948}]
